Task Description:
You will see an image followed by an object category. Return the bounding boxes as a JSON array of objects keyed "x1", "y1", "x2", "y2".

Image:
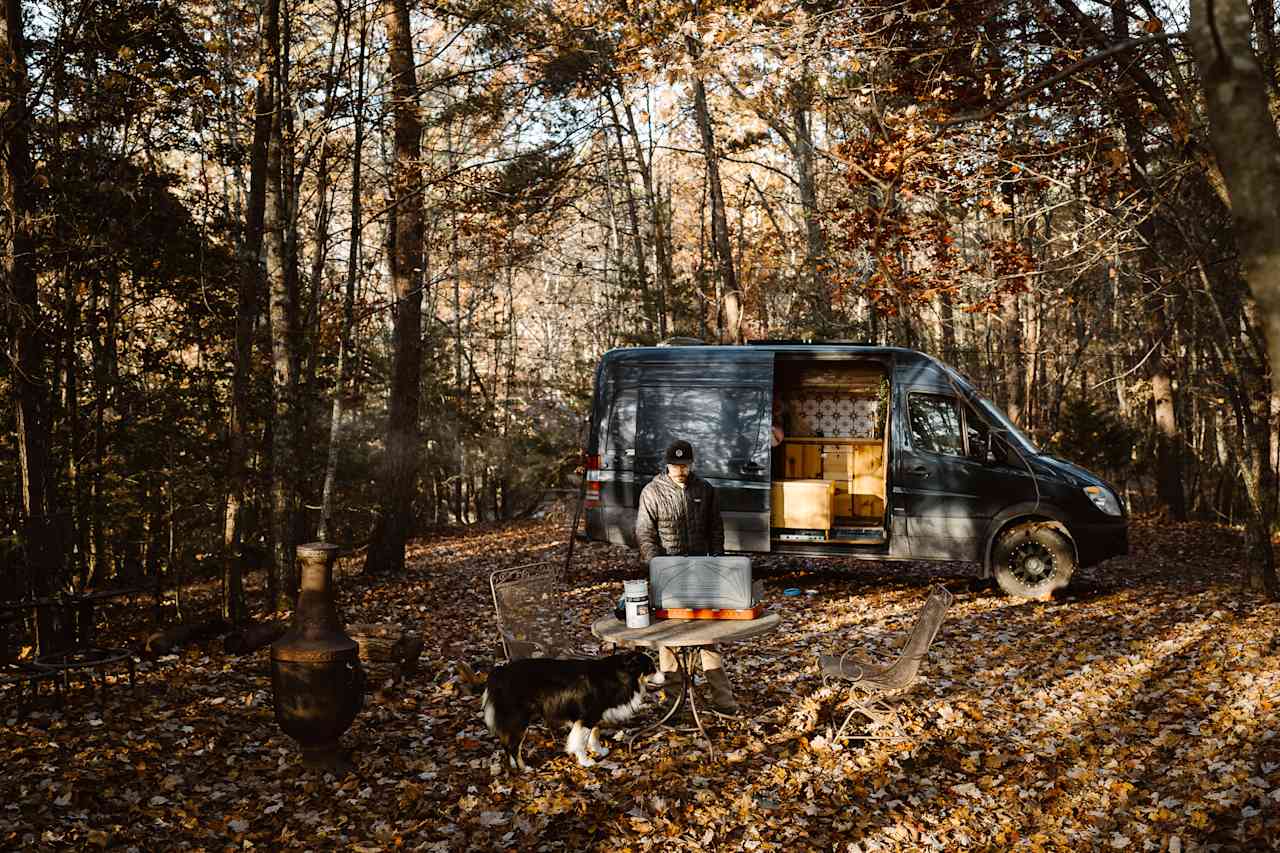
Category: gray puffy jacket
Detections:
[{"x1": 635, "y1": 472, "x2": 725, "y2": 566}]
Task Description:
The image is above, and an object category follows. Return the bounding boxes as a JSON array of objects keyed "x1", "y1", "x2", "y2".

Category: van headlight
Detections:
[{"x1": 1083, "y1": 486, "x2": 1122, "y2": 516}]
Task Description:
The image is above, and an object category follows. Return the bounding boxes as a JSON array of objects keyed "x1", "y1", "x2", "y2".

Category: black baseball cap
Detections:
[{"x1": 665, "y1": 440, "x2": 694, "y2": 465}]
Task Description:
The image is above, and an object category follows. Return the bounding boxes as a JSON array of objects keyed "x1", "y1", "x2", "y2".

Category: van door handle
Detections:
[
  {"x1": 909, "y1": 465, "x2": 930, "y2": 477},
  {"x1": 740, "y1": 462, "x2": 763, "y2": 474}
]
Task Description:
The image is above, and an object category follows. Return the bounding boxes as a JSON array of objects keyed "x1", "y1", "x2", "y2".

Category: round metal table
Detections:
[{"x1": 592, "y1": 612, "x2": 781, "y2": 757}]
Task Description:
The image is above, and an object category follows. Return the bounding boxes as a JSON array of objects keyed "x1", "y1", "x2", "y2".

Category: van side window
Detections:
[
  {"x1": 908, "y1": 394, "x2": 964, "y2": 456},
  {"x1": 635, "y1": 386, "x2": 766, "y2": 476},
  {"x1": 604, "y1": 388, "x2": 638, "y2": 465}
]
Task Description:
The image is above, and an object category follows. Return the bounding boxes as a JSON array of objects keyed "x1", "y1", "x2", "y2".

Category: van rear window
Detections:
[{"x1": 602, "y1": 389, "x2": 638, "y2": 464}]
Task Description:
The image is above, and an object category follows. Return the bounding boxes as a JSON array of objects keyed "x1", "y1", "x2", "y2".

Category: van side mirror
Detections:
[{"x1": 967, "y1": 434, "x2": 988, "y2": 463}]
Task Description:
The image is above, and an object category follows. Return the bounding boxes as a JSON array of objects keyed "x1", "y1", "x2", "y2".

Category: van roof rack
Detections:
[{"x1": 747, "y1": 339, "x2": 877, "y2": 346}]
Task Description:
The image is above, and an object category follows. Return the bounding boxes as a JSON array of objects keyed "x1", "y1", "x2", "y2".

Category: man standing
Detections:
[{"x1": 635, "y1": 439, "x2": 739, "y2": 715}]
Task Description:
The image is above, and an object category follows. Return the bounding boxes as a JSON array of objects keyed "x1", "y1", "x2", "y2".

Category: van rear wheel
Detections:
[{"x1": 991, "y1": 522, "x2": 1075, "y2": 600}]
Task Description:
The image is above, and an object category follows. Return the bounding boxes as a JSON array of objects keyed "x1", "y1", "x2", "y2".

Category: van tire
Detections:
[{"x1": 991, "y1": 522, "x2": 1075, "y2": 600}]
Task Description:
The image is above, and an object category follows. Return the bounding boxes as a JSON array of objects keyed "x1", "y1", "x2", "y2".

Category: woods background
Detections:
[{"x1": 4, "y1": 0, "x2": 1280, "y2": 616}]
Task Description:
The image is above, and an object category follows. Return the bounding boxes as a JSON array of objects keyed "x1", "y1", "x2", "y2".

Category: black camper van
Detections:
[{"x1": 583, "y1": 342, "x2": 1127, "y2": 600}]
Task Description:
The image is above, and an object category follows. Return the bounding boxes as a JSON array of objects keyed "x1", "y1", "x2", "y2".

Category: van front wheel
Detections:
[{"x1": 991, "y1": 523, "x2": 1075, "y2": 600}]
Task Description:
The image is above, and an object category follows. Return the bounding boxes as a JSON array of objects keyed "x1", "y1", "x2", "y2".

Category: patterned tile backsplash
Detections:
[{"x1": 783, "y1": 393, "x2": 880, "y2": 438}]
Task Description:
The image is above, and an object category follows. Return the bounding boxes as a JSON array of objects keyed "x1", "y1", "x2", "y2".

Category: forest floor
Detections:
[{"x1": 3, "y1": 513, "x2": 1279, "y2": 852}]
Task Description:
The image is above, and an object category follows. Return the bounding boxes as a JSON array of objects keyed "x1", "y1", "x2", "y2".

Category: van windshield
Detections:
[
  {"x1": 973, "y1": 396, "x2": 1038, "y2": 453},
  {"x1": 942, "y1": 364, "x2": 1038, "y2": 453}
]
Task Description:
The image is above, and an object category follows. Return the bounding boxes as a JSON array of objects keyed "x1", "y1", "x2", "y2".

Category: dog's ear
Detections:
[{"x1": 627, "y1": 651, "x2": 656, "y2": 674}]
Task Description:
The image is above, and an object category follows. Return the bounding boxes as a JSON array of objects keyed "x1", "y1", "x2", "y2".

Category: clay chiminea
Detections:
[{"x1": 270, "y1": 542, "x2": 364, "y2": 771}]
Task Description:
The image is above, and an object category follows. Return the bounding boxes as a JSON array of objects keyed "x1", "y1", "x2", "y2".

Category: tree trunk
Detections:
[
  {"x1": 790, "y1": 84, "x2": 827, "y2": 323},
  {"x1": 62, "y1": 267, "x2": 86, "y2": 585},
  {"x1": 262, "y1": 0, "x2": 300, "y2": 610},
  {"x1": 301, "y1": 138, "x2": 332, "y2": 392},
  {"x1": 686, "y1": 35, "x2": 742, "y2": 344},
  {"x1": 603, "y1": 89, "x2": 655, "y2": 338},
  {"x1": 617, "y1": 84, "x2": 673, "y2": 337},
  {"x1": 1190, "y1": 0, "x2": 1280, "y2": 597},
  {"x1": 1024, "y1": 289, "x2": 1040, "y2": 433},
  {"x1": 1190, "y1": 0, "x2": 1280, "y2": 397},
  {"x1": 363, "y1": 0, "x2": 424, "y2": 575},
  {"x1": 222, "y1": 0, "x2": 276, "y2": 623},
  {"x1": 1254, "y1": 0, "x2": 1278, "y2": 100},
  {"x1": 89, "y1": 274, "x2": 108, "y2": 591},
  {"x1": 1150, "y1": 362, "x2": 1188, "y2": 520},
  {"x1": 1000, "y1": 182, "x2": 1025, "y2": 424},
  {"x1": 1240, "y1": 362, "x2": 1276, "y2": 594},
  {"x1": 1002, "y1": 292, "x2": 1024, "y2": 424},
  {"x1": 940, "y1": 292, "x2": 957, "y2": 364},
  {"x1": 319, "y1": 2, "x2": 367, "y2": 543},
  {"x1": 1, "y1": 0, "x2": 59, "y2": 597},
  {"x1": 1272, "y1": 393, "x2": 1280, "y2": 524},
  {"x1": 1114, "y1": 2, "x2": 1187, "y2": 521},
  {"x1": 296, "y1": 16, "x2": 344, "y2": 485}
]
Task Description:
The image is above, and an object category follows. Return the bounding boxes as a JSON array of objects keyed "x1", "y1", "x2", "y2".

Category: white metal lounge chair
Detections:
[{"x1": 817, "y1": 584, "x2": 955, "y2": 742}]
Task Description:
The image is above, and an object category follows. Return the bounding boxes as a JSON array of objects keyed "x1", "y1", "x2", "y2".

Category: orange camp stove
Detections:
[{"x1": 653, "y1": 603, "x2": 766, "y2": 620}]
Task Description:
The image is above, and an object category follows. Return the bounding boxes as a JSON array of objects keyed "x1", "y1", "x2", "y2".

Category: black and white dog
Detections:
[{"x1": 469, "y1": 651, "x2": 656, "y2": 770}]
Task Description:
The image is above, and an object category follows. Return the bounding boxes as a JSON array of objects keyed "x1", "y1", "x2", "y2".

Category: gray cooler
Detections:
[{"x1": 648, "y1": 556, "x2": 755, "y2": 611}]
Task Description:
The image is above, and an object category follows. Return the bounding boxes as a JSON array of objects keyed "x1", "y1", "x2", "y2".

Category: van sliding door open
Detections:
[{"x1": 769, "y1": 359, "x2": 890, "y2": 548}]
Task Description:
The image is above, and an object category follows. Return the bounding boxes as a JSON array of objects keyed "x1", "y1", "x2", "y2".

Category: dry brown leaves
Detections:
[{"x1": 2, "y1": 516, "x2": 1278, "y2": 851}]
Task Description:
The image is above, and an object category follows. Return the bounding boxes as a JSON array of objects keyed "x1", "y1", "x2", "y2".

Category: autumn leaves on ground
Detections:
[{"x1": 3, "y1": 515, "x2": 1278, "y2": 852}]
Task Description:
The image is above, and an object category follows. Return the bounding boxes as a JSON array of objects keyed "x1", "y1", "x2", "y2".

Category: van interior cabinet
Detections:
[
  {"x1": 783, "y1": 443, "x2": 823, "y2": 479},
  {"x1": 772, "y1": 437, "x2": 886, "y2": 538},
  {"x1": 850, "y1": 444, "x2": 886, "y2": 519},
  {"x1": 770, "y1": 480, "x2": 834, "y2": 531}
]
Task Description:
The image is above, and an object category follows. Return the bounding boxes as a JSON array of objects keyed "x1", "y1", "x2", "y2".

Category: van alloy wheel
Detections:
[
  {"x1": 1008, "y1": 541, "x2": 1055, "y2": 585},
  {"x1": 991, "y1": 522, "x2": 1076, "y2": 600}
]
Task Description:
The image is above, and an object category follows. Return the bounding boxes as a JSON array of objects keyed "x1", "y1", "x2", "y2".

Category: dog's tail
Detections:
[
  {"x1": 455, "y1": 660, "x2": 500, "y2": 733},
  {"x1": 460, "y1": 660, "x2": 504, "y2": 735}
]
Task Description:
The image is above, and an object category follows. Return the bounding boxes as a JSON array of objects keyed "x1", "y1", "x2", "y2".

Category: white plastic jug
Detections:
[{"x1": 623, "y1": 579, "x2": 650, "y2": 628}]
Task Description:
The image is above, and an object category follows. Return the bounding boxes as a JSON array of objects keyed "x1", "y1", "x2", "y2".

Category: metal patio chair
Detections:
[
  {"x1": 817, "y1": 584, "x2": 955, "y2": 743},
  {"x1": 489, "y1": 561, "x2": 592, "y2": 662},
  {"x1": 1, "y1": 610, "x2": 63, "y2": 716}
]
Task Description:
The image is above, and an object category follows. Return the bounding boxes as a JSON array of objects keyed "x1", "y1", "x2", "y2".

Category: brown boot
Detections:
[{"x1": 703, "y1": 668, "x2": 740, "y2": 716}]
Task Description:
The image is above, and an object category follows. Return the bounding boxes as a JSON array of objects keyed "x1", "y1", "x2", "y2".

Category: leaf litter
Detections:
[{"x1": 1, "y1": 515, "x2": 1278, "y2": 850}]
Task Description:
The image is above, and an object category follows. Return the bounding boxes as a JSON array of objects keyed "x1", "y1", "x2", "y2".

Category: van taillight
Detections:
[{"x1": 584, "y1": 454, "x2": 601, "y2": 505}]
